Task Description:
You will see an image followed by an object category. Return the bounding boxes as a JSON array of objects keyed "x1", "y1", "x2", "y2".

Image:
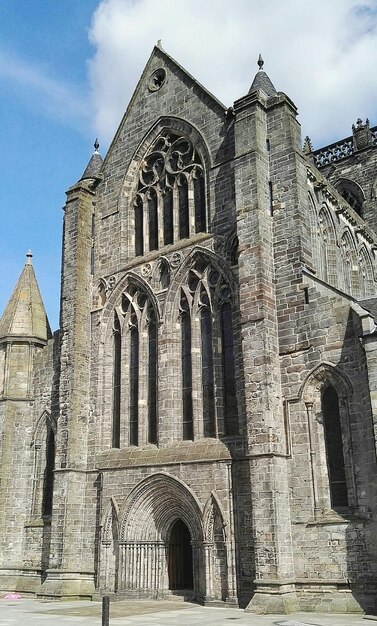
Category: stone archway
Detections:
[{"x1": 117, "y1": 473, "x2": 204, "y2": 599}]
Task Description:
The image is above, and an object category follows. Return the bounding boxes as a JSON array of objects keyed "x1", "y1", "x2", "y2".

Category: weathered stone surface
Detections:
[{"x1": 1, "y1": 45, "x2": 377, "y2": 615}]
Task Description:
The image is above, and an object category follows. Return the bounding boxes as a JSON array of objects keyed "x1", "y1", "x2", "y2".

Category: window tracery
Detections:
[
  {"x1": 134, "y1": 132, "x2": 206, "y2": 257},
  {"x1": 111, "y1": 283, "x2": 158, "y2": 447},
  {"x1": 179, "y1": 257, "x2": 238, "y2": 439}
]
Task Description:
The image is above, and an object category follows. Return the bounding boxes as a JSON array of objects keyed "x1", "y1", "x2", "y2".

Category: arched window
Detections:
[
  {"x1": 178, "y1": 175, "x2": 189, "y2": 239},
  {"x1": 322, "y1": 386, "x2": 348, "y2": 509},
  {"x1": 111, "y1": 283, "x2": 159, "y2": 448},
  {"x1": 193, "y1": 168, "x2": 206, "y2": 234},
  {"x1": 42, "y1": 427, "x2": 55, "y2": 517},
  {"x1": 220, "y1": 302, "x2": 238, "y2": 435},
  {"x1": 181, "y1": 294, "x2": 193, "y2": 440},
  {"x1": 341, "y1": 230, "x2": 359, "y2": 296},
  {"x1": 112, "y1": 314, "x2": 121, "y2": 448},
  {"x1": 318, "y1": 206, "x2": 337, "y2": 286},
  {"x1": 148, "y1": 189, "x2": 158, "y2": 251},
  {"x1": 335, "y1": 179, "x2": 365, "y2": 217},
  {"x1": 133, "y1": 131, "x2": 206, "y2": 256},
  {"x1": 178, "y1": 258, "x2": 238, "y2": 441},
  {"x1": 163, "y1": 187, "x2": 173, "y2": 245},
  {"x1": 134, "y1": 195, "x2": 144, "y2": 257},
  {"x1": 200, "y1": 288, "x2": 215, "y2": 437}
]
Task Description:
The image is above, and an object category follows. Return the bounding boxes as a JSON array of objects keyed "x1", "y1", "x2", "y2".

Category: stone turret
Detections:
[
  {"x1": 38, "y1": 141, "x2": 102, "y2": 599},
  {"x1": 0, "y1": 253, "x2": 51, "y2": 592}
]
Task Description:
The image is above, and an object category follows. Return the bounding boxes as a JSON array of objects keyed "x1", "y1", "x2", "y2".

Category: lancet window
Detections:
[
  {"x1": 31, "y1": 412, "x2": 56, "y2": 519},
  {"x1": 133, "y1": 132, "x2": 206, "y2": 257},
  {"x1": 111, "y1": 283, "x2": 158, "y2": 447},
  {"x1": 322, "y1": 386, "x2": 349, "y2": 509},
  {"x1": 179, "y1": 257, "x2": 238, "y2": 440}
]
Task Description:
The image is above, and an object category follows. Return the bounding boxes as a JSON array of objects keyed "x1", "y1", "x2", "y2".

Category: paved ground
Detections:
[{"x1": 0, "y1": 598, "x2": 376, "y2": 626}]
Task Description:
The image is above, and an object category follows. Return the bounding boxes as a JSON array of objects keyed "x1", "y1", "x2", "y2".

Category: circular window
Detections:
[{"x1": 148, "y1": 68, "x2": 166, "y2": 92}]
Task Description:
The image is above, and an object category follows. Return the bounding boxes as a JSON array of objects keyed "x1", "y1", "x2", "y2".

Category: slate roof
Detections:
[
  {"x1": 81, "y1": 140, "x2": 103, "y2": 180},
  {"x1": 0, "y1": 253, "x2": 51, "y2": 341}
]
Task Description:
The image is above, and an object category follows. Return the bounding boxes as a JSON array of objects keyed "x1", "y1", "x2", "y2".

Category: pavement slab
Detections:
[{"x1": 0, "y1": 598, "x2": 374, "y2": 626}]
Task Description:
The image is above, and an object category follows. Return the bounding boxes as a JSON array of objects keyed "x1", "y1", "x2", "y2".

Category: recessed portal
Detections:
[{"x1": 168, "y1": 519, "x2": 193, "y2": 590}]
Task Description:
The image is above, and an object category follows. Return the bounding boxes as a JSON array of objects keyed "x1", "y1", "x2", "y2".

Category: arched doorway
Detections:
[{"x1": 168, "y1": 519, "x2": 193, "y2": 590}]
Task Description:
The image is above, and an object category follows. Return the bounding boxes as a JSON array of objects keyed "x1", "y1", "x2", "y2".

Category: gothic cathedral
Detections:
[{"x1": 1, "y1": 44, "x2": 377, "y2": 615}]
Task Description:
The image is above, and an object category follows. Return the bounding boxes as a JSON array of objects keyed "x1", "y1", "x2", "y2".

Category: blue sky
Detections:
[
  {"x1": 1, "y1": 0, "x2": 377, "y2": 331},
  {"x1": 0, "y1": 1, "x2": 99, "y2": 330}
]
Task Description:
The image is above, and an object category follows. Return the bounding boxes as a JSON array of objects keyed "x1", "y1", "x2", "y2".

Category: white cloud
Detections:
[
  {"x1": 0, "y1": 49, "x2": 89, "y2": 128},
  {"x1": 88, "y1": 0, "x2": 377, "y2": 148}
]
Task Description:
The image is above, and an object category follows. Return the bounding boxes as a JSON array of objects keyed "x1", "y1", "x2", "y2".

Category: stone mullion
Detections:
[{"x1": 158, "y1": 318, "x2": 180, "y2": 444}]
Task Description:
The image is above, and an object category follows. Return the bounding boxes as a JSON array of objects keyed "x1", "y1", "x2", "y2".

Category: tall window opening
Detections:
[
  {"x1": 200, "y1": 290, "x2": 215, "y2": 437},
  {"x1": 148, "y1": 189, "x2": 158, "y2": 251},
  {"x1": 194, "y1": 169, "x2": 206, "y2": 233},
  {"x1": 148, "y1": 308, "x2": 157, "y2": 444},
  {"x1": 178, "y1": 176, "x2": 189, "y2": 239},
  {"x1": 134, "y1": 196, "x2": 144, "y2": 257},
  {"x1": 112, "y1": 315, "x2": 121, "y2": 448},
  {"x1": 133, "y1": 131, "x2": 206, "y2": 256},
  {"x1": 163, "y1": 187, "x2": 173, "y2": 245},
  {"x1": 220, "y1": 302, "x2": 238, "y2": 435},
  {"x1": 42, "y1": 428, "x2": 55, "y2": 517},
  {"x1": 322, "y1": 386, "x2": 348, "y2": 508},
  {"x1": 181, "y1": 295, "x2": 193, "y2": 440},
  {"x1": 129, "y1": 313, "x2": 139, "y2": 446}
]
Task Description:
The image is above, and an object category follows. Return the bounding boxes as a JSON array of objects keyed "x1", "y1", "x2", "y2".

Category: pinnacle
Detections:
[
  {"x1": 80, "y1": 139, "x2": 103, "y2": 180},
  {"x1": 248, "y1": 54, "x2": 276, "y2": 97}
]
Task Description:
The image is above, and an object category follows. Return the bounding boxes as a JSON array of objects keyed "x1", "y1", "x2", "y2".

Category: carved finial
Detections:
[
  {"x1": 94, "y1": 138, "x2": 99, "y2": 153},
  {"x1": 156, "y1": 39, "x2": 162, "y2": 49},
  {"x1": 26, "y1": 250, "x2": 33, "y2": 265},
  {"x1": 303, "y1": 136, "x2": 313, "y2": 154},
  {"x1": 257, "y1": 54, "x2": 264, "y2": 70}
]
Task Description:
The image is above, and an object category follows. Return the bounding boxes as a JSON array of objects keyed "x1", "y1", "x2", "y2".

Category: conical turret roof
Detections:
[
  {"x1": 0, "y1": 252, "x2": 51, "y2": 341},
  {"x1": 248, "y1": 54, "x2": 276, "y2": 97},
  {"x1": 80, "y1": 138, "x2": 103, "y2": 180}
]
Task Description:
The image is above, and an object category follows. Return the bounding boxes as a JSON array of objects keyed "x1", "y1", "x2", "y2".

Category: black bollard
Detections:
[{"x1": 102, "y1": 595, "x2": 110, "y2": 626}]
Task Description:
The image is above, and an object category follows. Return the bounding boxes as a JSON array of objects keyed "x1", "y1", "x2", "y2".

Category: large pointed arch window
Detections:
[
  {"x1": 111, "y1": 283, "x2": 159, "y2": 448},
  {"x1": 179, "y1": 258, "x2": 238, "y2": 440},
  {"x1": 134, "y1": 131, "x2": 206, "y2": 256}
]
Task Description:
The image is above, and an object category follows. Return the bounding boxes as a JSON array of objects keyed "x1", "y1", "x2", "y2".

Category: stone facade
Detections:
[{"x1": 1, "y1": 45, "x2": 377, "y2": 614}]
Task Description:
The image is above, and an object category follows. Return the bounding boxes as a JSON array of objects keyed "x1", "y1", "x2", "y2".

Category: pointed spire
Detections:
[
  {"x1": 80, "y1": 138, "x2": 103, "y2": 180},
  {"x1": 0, "y1": 253, "x2": 51, "y2": 341},
  {"x1": 248, "y1": 54, "x2": 276, "y2": 97},
  {"x1": 303, "y1": 136, "x2": 313, "y2": 154}
]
